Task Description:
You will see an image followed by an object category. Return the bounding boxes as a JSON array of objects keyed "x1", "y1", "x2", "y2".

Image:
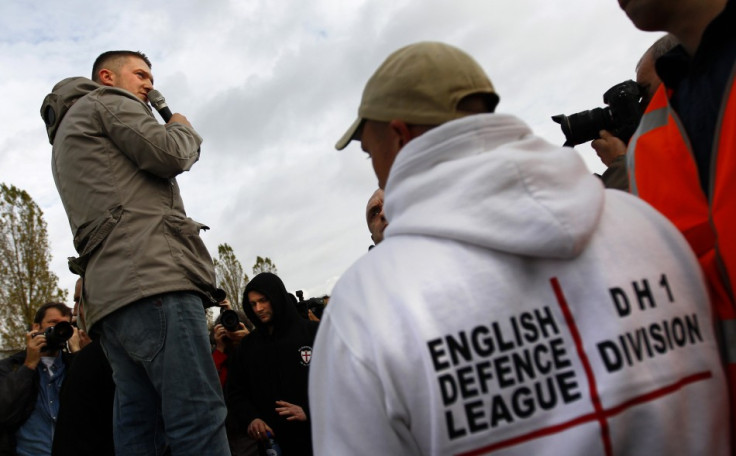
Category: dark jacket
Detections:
[
  {"x1": 227, "y1": 273, "x2": 319, "y2": 456},
  {"x1": 0, "y1": 350, "x2": 73, "y2": 456},
  {"x1": 51, "y1": 340, "x2": 114, "y2": 456}
]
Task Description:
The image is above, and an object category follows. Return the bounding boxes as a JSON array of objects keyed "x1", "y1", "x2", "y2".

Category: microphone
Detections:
[{"x1": 147, "y1": 89, "x2": 172, "y2": 122}]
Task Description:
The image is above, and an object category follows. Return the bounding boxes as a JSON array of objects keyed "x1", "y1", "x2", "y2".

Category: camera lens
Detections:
[
  {"x1": 220, "y1": 309, "x2": 240, "y2": 332},
  {"x1": 42, "y1": 321, "x2": 73, "y2": 352},
  {"x1": 552, "y1": 107, "x2": 613, "y2": 147}
]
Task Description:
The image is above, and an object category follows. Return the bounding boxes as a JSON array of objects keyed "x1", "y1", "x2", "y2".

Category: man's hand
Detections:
[
  {"x1": 247, "y1": 418, "x2": 274, "y2": 440},
  {"x1": 307, "y1": 309, "x2": 320, "y2": 322},
  {"x1": 591, "y1": 130, "x2": 627, "y2": 167},
  {"x1": 275, "y1": 400, "x2": 307, "y2": 422},
  {"x1": 227, "y1": 322, "x2": 250, "y2": 343},
  {"x1": 214, "y1": 322, "x2": 250, "y2": 353},
  {"x1": 167, "y1": 113, "x2": 192, "y2": 129},
  {"x1": 68, "y1": 326, "x2": 92, "y2": 353},
  {"x1": 213, "y1": 324, "x2": 229, "y2": 353},
  {"x1": 23, "y1": 332, "x2": 45, "y2": 370}
]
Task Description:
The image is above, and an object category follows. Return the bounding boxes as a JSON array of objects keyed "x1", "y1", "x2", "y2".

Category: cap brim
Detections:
[{"x1": 335, "y1": 117, "x2": 364, "y2": 150}]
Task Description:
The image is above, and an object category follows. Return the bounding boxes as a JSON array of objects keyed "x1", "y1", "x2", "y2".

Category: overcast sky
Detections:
[{"x1": 0, "y1": 0, "x2": 660, "y2": 305}]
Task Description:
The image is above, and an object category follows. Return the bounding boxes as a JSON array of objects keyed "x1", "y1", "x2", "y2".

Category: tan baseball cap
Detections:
[{"x1": 335, "y1": 41, "x2": 499, "y2": 150}]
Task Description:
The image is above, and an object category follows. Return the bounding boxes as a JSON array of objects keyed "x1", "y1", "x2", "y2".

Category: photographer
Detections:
[
  {"x1": 0, "y1": 303, "x2": 74, "y2": 455},
  {"x1": 590, "y1": 35, "x2": 678, "y2": 190},
  {"x1": 211, "y1": 301, "x2": 256, "y2": 456},
  {"x1": 212, "y1": 300, "x2": 251, "y2": 387},
  {"x1": 306, "y1": 298, "x2": 326, "y2": 322},
  {"x1": 295, "y1": 291, "x2": 327, "y2": 322}
]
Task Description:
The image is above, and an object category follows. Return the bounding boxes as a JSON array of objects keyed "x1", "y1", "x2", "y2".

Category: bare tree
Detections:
[
  {"x1": 252, "y1": 256, "x2": 278, "y2": 276},
  {"x1": 0, "y1": 184, "x2": 67, "y2": 350},
  {"x1": 214, "y1": 243, "x2": 249, "y2": 311}
]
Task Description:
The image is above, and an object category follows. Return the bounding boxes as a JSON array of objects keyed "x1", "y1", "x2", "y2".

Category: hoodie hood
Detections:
[
  {"x1": 383, "y1": 113, "x2": 605, "y2": 260},
  {"x1": 40, "y1": 77, "x2": 101, "y2": 145},
  {"x1": 243, "y1": 273, "x2": 301, "y2": 332}
]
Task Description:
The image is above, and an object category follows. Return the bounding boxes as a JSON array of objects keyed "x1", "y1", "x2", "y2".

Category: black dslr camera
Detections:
[
  {"x1": 295, "y1": 290, "x2": 326, "y2": 320},
  {"x1": 305, "y1": 298, "x2": 326, "y2": 320},
  {"x1": 552, "y1": 80, "x2": 643, "y2": 147},
  {"x1": 212, "y1": 289, "x2": 242, "y2": 332},
  {"x1": 34, "y1": 321, "x2": 74, "y2": 352},
  {"x1": 220, "y1": 309, "x2": 241, "y2": 332}
]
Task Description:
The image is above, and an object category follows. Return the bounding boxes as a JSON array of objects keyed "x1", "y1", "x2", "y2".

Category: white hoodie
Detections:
[{"x1": 310, "y1": 114, "x2": 729, "y2": 456}]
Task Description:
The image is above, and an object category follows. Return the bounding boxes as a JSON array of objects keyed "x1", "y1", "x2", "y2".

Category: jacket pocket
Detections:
[
  {"x1": 162, "y1": 215, "x2": 214, "y2": 287},
  {"x1": 69, "y1": 205, "x2": 123, "y2": 276}
]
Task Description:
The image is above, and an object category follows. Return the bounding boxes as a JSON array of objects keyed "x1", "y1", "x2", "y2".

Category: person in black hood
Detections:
[{"x1": 226, "y1": 273, "x2": 319, "y2": 456}]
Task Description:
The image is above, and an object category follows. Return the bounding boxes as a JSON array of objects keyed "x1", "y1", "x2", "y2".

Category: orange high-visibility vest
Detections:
[{"x1": 628, "y1": 76, "x2": 736, "y2": 443}]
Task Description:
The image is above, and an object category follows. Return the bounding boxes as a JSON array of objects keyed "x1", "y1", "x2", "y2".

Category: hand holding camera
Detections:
[
  {"x1": 23, "y1": 331, "x2": 46, "y2": 370},
  {"x1": 552, "y1": 80, "x2": 643, "y2": 147},
  {"x1": 214, "y1": 301, "x2": 250, "y2": 353},
  {"x1": 591, "y1": 130, "x2": 628, "y2": 167},
  {"x1": 214, "y1": 320, "x2": 249, "y2": 351},
  {"x1": 68, "y1": 325, "x2": 92, "y2": 352},
  {"x1": 22, "y1": 321, "x2": 73, "y2": 369}
]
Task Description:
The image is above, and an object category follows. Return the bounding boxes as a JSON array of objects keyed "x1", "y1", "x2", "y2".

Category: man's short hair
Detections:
[
  {"x1": 335, "y1": 42, "x2": 499, "y2": 150},
  {"x1": 92, "y1": 50, "x2": 152, "y2": 83},
  {"x1": 33, "y1": 302, "x2": 72, "y2": 324},
  {"x1": 636, "y1": 34, "x2": 678, "y2": 71}
]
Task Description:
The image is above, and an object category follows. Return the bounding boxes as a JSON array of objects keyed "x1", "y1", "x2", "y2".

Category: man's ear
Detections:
[
  {"x1": 388, "y1": 120, "x2": 413, "y2": 150},
  {"x1": 98, "y1": 68, "x2": 115, "y2": 87},
  {"x1": 31, "y1": 323, "x2": 41, "y2": 332}
]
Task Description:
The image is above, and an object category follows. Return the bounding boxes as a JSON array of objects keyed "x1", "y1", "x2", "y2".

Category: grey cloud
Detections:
[{"x1": 0, "y1": 0, "x2": 657, "y2": 298}]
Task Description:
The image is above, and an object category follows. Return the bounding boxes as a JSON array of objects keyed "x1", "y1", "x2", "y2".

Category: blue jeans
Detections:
[{"x1": 97, "y1": 292, "x2": 230, "y2": 456}]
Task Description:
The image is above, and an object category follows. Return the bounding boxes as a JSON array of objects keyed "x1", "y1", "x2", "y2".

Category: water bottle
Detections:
[{"x1": 264, "y1": 431, "x2": 283, "y2": 456}]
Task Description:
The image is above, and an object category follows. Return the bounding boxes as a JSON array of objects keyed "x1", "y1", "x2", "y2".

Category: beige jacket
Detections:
[{"x1": 41, "y1": 77, "x2": 216, "y2": 329}]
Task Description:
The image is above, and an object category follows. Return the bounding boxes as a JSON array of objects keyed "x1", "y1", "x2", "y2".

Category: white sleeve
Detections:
[{"x1": 310, "y1": 313, "x2": 416, "y2": 456}]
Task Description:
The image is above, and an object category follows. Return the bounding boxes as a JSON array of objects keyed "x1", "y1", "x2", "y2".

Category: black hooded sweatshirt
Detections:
[{"x1": 226, "y1": 273, "x2": 319, "y2": 456}]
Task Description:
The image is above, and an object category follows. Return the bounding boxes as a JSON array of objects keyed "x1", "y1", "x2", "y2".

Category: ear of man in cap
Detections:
[{"x1": 335, "y1": 41, "x2": 500, "y2": 150}]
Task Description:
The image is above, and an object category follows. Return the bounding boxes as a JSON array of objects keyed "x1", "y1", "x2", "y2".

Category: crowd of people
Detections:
[{"x1": 2, "y1": 0, "x2": 736, "y2": 454}]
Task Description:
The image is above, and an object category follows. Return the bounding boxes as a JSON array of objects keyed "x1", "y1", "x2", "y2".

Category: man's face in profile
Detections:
[
  {"x1": 107, "y1": 56, "x2": 154, "y2": 103},
  {"x1": 361, "y1": 120, "x2": 401, "y2": 190},
  {"x1": 72, "y1": 279, "x2": 82, "y2": 322},
  {"x1": 366, "y1": 189, "x2": 388, "y2": 244}
]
